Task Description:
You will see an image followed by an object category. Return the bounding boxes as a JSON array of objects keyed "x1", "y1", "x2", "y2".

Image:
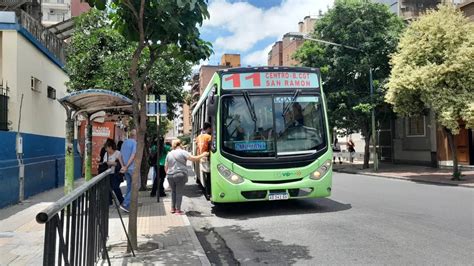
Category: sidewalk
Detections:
[
  {"x1": 0, "y1": 178, "x2": 85, "y2": 265},
  {"x1": 104, "y1": 190, "x2": 210, "y2": 265},
  {"x1": 0, "y1": 179, "x2": 210, "y2": 265},
  {"x1": 333, "y1": 162, "x2": 474, "y2": 188}
]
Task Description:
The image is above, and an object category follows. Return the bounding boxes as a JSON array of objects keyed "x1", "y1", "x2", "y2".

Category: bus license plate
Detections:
[{"x1": 268, "y1": 193, "x2": 289, "y2": 201}]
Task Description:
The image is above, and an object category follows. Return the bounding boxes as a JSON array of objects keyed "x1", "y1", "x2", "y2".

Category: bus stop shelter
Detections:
[{"x1": 59, "y1": 89, "x2": 133, "y2": 193}]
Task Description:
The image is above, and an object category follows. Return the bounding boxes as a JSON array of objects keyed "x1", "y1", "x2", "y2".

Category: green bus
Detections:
[{"x1": 191, "y1": 66, "x2": 332, "y2": 203}]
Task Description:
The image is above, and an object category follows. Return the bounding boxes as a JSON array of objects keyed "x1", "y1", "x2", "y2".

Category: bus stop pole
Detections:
[
  {"x1": 84, "y1": 115, "x2": 93, "y2": 180},
  {"x1": 65, "y1": 110, "x2": 75, "y2": 194},
  {"x1": 156, "y1": 100, "x2": 161, "y2": 203}
]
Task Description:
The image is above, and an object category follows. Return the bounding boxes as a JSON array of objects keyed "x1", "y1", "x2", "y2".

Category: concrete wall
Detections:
[
  {"x1": 460, "y1": 1, "x2": 474, "y2": 21},
  {"x1": 392, "y1": 112, "x2": 437, "y2": 166},
  {"x1": 282, "y1": 36, "x2": 304, "y2": 66},
  {"x1": 71, "y1": 0, "x2": 91, "y2": 17},
  {"x1": 221, "y1": 54, "x2": 241, "y2": 67},
  {"x1": 0, "y1": 29, "x2": 80, "y2": 209},
  {"x1": 268, "y1": 41, "x2": 283, "y2": 66}
]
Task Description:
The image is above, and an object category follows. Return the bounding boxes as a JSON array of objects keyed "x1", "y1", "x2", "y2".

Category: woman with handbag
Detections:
[
  {"x1": 165, "y1": 139, "x2": 208, "y2": 215},
  {"x1": 102, "y1": 139, "x2": 125, "y2": 206}
]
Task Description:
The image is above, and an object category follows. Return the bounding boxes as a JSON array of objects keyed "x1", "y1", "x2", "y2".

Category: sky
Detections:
[{"x1": 197, "y1": 0, "x2": 335, "y2": 69}]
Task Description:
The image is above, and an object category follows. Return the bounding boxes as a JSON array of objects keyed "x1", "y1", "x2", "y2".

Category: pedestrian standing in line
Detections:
[
  {"x1": 150, "y1": 137, "x2": 171, "y2": 197},
  {"x1": 119, "y1": 129, "x2": 137, "y2": 213},
  {"x1": 117, "y1": 140, "x2": 124, "y2": 151},
  {"x1": 158, "y1": 139, "x2": 171, "y2": 197},
  {"x1": 332, "y1": 138, "x2": 342, "y2": 164},
  {"x1": 149, "y1": 139, "x2": 159, "y2": 197},
  {"x1": 165, "y1": 139, "x2": 208, "y2": 215},
  {"x1": 195, "y1": 122, "x2": 212, "y2": 198},
  {"x1": 347, "y1": 138, "x2": 356, "y2": 163},
  {"x1": 103, "y1": 139, "x2": 125, "y2": 206}
]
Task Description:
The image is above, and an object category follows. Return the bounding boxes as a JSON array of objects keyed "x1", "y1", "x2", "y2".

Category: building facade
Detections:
[
  {"x1": 376, "y1": 0, "x2": 474, "y2": 167},
  {"x1": 42, "y1": 0, "x2": 90, "y2": 27},
  {"x1": 268, "y1": 16, "x2": 317, "y2": 66},
  {"x1": 0, "y1": 11, "x2": 80, "y2": 208}
]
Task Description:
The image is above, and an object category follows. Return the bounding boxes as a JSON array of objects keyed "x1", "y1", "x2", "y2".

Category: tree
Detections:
[
  {"x1": 66, "y1": 9, "x2": 192, "y2": 113},
  {"x1": 295, "y1": 0, "x2": 404, "y2": 168},
  {"x1": 385, "y1": 5, "x2": 474, "y2": 179},
  {"x1": 85, "y1": 0, "x2": 212, "y2": 249}
]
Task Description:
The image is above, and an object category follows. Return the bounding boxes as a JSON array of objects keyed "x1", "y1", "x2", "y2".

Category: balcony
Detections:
[{"x1": 15, "y1": 9, "x2": 65, "y2": 65}]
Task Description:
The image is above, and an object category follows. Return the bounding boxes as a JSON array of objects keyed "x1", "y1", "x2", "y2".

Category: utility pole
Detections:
[{"x1": 369, "y1": 68, "x2": 378, "y2": 171}]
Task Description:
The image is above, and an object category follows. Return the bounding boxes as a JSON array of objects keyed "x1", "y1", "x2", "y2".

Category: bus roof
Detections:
[
  {"x1": 191, "y1": 66, "x2": 321, "y2": 117},
  {"x1": 217, "y1": 66, "x2": 320, "y2": 75}
]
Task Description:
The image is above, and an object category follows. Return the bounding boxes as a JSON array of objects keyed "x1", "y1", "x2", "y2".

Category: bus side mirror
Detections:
[{"x1": 207, "y1": 92, "x2": 219, "y2": 118}]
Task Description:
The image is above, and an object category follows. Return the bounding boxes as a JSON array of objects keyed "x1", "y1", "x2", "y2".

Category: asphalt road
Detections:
[{"x1": 183, "y1": 172, "x2": 474, "y2": 265}]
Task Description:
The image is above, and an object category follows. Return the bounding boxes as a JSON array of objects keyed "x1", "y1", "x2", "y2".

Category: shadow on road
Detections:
[
  {"x1": 195, "y1": 224, "x2": 313, "y2": 265},
  {"x1": 184, "y1": 182, "x2": 351, "y2": 220},
  {"x1": 210, "y1": 198, "x2": 351, "y2": 220}
]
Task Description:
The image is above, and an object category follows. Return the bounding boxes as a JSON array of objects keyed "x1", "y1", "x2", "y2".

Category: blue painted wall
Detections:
[{"x1": 0, "y1": 131, "x2": 82, "y2": 208}]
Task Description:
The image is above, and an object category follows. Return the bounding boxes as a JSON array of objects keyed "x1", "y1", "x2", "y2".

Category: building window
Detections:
[
  {"x1": 0, "y1": 84, "x2": 8, "y2": 131},
  {"x1": 47, "y1": 86, "x2": 56, "y2": 99},
  {"x1": 406, "y1": 116, "x2": 425, "y2": 137},
  {"x1": 31, "y1": 77, "x2": 42, "y2": 92}
]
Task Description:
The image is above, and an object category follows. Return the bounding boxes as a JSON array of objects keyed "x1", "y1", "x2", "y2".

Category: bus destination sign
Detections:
[{"x1": 222, "y1": 72, "x2": 319, "y2": 90}]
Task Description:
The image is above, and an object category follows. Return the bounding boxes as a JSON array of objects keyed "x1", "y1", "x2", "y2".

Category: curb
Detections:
[
  {"x1": 181, "y1": 213, "x2": 211, "y2": 266},
  {"x1": 333, "y1": 169, "x2": 473, "y2": 189}
]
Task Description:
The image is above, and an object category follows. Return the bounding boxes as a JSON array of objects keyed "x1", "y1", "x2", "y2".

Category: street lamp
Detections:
[{"x1": 287, "y1": 33, "x2": 378, "y2": 171}]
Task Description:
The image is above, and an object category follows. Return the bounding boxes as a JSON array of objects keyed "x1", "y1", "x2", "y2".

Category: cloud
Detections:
[
  {"x1": 242, "y1": 43, "x2": 274, "y2": 66},
  {"x1": 203, "y1": 0, "x2": 334, "y2": 52}
]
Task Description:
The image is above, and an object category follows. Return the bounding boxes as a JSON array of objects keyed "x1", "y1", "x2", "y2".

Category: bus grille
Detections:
[{"x1": 251, "y1": 178, "x2": 303, "y2": 184}]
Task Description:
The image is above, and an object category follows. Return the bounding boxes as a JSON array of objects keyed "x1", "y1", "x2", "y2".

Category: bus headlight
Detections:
[
  {"x1": 217, "y1": 164, "x2": 244, "y2": 184},
  {"x1": 311, "y1": 160, "x2": 332, "y2": 180}
]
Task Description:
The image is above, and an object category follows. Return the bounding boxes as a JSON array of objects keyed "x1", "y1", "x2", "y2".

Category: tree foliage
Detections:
[
  {"x1": 66, "y1": 9, "x2": 192, "y2": 117},
  {"x1": 295, "y1": 0, "x2": 404, "y2": 167},
  {"x1": 385, "y1": 5, "x2": 474, "y2": 178},
  {"x1": 385, "y1": 5, "x2": 474, "y2": 133}
]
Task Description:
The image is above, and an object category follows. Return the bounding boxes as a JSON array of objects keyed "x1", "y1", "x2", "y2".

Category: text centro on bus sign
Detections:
[{"x1": 222, "y1": 71, "x2": 320, "y2": 90}]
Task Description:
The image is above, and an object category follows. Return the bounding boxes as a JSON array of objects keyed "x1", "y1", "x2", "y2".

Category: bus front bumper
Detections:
[{"x1": 211, "y1": 171, "x2": 332, "y2": 203}]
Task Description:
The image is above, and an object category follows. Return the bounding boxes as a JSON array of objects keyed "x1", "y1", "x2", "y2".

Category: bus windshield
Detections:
[{"x1": 222, "y1": 94, "x2": 326, "y2": 157}]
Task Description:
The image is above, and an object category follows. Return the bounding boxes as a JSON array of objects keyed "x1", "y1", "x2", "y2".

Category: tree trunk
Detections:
[
  {"x1": 128, "y1": 86, "x2": 147, "y2": 250},
  {"x1": 445, "y1": 127, "x2": 461, "y2": 180},
  {"x1": 363, "y1": 134, "x2": 370, "y2": 169}
]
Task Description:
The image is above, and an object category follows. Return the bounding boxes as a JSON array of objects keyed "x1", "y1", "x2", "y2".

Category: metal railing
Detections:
[
  {"x1": 36, "y1": 170, "x2": 112, "y2": 265},
  {"x1": 15, "y1": 9, "x2": 65, "y2": 64}
]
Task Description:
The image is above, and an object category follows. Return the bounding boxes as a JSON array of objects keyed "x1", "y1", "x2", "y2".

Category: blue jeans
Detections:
[{"x1": 123, "y1": 171, "x2": 132, "y2": 209}]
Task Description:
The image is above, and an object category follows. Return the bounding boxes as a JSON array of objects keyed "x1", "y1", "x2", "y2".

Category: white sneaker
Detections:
[{"x1": 120, "y1": 205, "x2": 129, "y2": 213}]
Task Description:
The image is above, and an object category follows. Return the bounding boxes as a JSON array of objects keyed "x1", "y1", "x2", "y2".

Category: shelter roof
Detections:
[{"x1": 58, "y1": 89, "x2": 133, "y2": 116}]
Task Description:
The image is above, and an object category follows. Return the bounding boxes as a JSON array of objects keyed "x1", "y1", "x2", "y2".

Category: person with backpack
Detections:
[{"x1": 165, "y1": 139, "x2": 208, "y2": 215}]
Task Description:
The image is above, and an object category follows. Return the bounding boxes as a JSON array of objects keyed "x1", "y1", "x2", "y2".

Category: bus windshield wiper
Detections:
[
  {"x1": 282, "y1": 89, "x2": 301, "y2": 117},
  {"x1": 243, "y1": 91, "x2": 257, "y2": 123}
]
